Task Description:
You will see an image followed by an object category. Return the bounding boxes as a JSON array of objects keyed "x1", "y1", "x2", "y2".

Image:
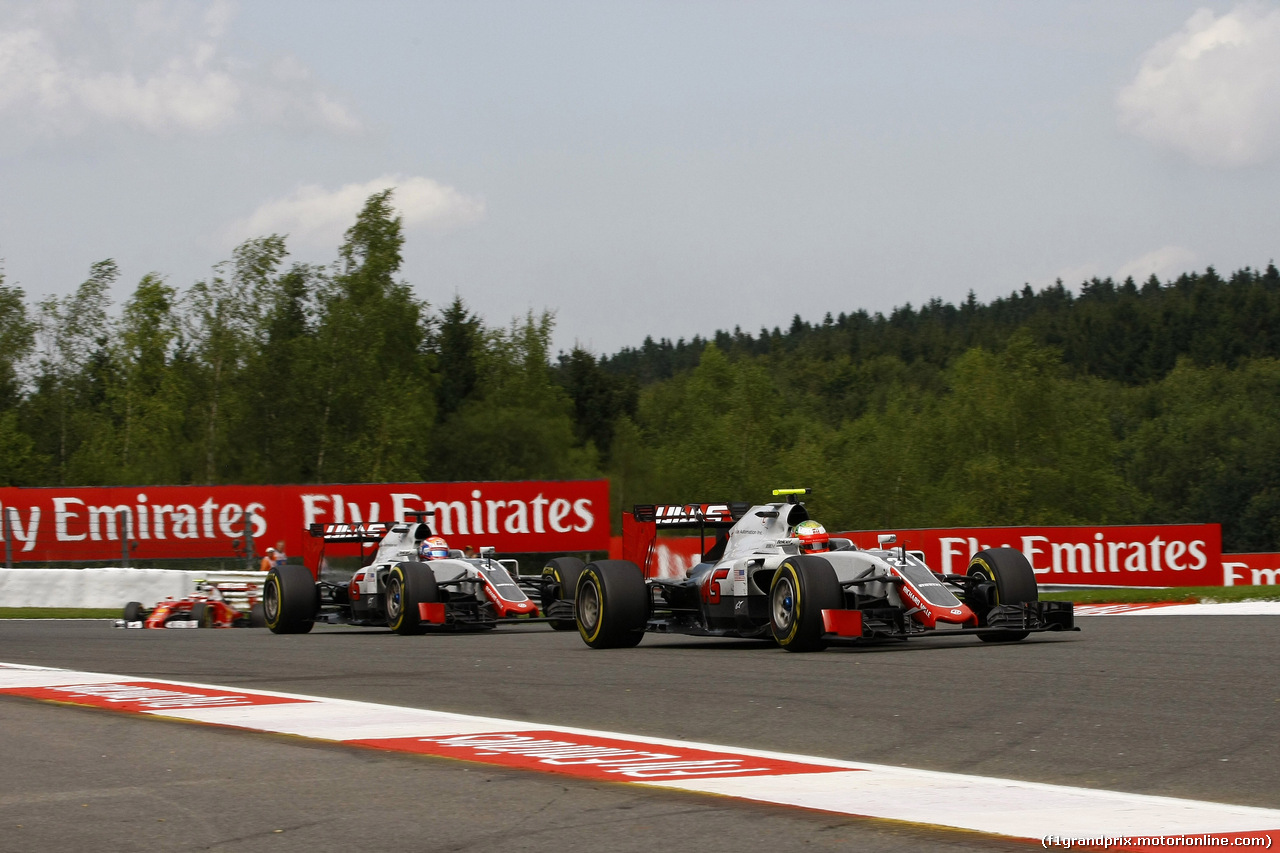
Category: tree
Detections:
[
  {"x1": 31, "y1": 260, "x2": 115, "y2": 483},
  {"x1": 431, "y1": 312, "x2": 594, "y2": 481},
  {"x1": 312, "y1": 190, "x2": 435, "y2": 482},
  {"x1": 234, "y1": 259, "x2": 326, "y2": 482},
  {"x1": 432, "y1": 295, "x2": 482, "y2": 420},
  {"x1": 555, "y1": 346, "x2": 637, "y2": 462},
  {"x1": 1125, "y1": 357, "x2": 1280, "y2": 551},
  {"x1": 0, "y1": 269, "x2": 34, "y2": 410},
  {"x1": 0, "y1": 269, "x2": 40, "y2": 485},
  {"x1": 102, "y1": 273, "x2": 187, "y2": 483},
  {"x1": 186, "y1": 236, "x2": 287, "y2": 484}
]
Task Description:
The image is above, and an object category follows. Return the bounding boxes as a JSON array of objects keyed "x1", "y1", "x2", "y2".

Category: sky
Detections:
[{"x1": 3, "y1": 1, "x2": 1280, "y2": 354}]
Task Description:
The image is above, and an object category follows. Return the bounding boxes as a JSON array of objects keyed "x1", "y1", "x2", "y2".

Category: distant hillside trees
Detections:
[{"x1": 1, "y1": 192, "x2": 1278, "y2": 551}]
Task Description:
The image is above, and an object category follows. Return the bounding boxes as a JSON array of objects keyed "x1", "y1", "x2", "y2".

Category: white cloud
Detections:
[
  {"x1": 1117, "y1": 3, "x2": 1280, "y2": 167},
  {"x1": 225, "y1": 176, "x2": 487, "y2": 249},
  {"x1": 1115, "y1": 245, "x2": 1198, "y2": 283},
  {"x1": 0, "y1": 0, "x2": 359, "y2": 136}
]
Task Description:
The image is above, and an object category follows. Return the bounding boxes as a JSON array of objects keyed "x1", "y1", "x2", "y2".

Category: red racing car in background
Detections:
[{"x1": 119, "y1": 581, "x2": 266, "y2": 629}]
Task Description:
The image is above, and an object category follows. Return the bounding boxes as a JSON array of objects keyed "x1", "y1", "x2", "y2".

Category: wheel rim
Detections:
[
  {"x1": 578, "y1": 579, "x2": 600, "y2": 631},
  {"x1": 771, "y1": 576, "x2": 796, "y2": 632},
  {"x1": 972, "y1": 568, "x2": 997, "y2": 603},
  {"x1": 386, "y1": 576, "x2": 403, "y2": 621},
  {"x1": 264, "y1": 579, "x2": 280, "y2": 622}
]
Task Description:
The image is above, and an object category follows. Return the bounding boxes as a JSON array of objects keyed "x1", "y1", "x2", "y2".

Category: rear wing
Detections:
[
  {"x1": 632, "y1": 503, "x2": 749, "y2": 528},
  {"x1": 624, "y1": 503, "x2": 749, "y2": 577},
  {"x1": 308, "y1": 521, "x2": 395, "y2": 543},
  {"x1": 302, "y1": 511, "x2": 434, "y2": 579}
]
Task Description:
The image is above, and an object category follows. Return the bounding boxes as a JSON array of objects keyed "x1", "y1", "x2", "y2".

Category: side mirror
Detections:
[
  {"x1": 480, "y1": 546, "x2": 496, "y2": 558},
  {"x1": 878, "y1": 534, "x2": 897, "y2": 547}
]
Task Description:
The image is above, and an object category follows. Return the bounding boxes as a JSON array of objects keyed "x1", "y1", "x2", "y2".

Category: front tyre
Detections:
[
  {"x1": 770, "y1": 555, "x2": 842, "y2": 652},
  {"x1": 123, "y1": 601, "x2": 145, "y2": 622},
  {"x1": 386, "y1": 562, "x2": 440, "y2": 635},
  {"x1": 575, "y1": 561, "x2": 648, "y2": 649},
  {"x1": 263, "y1": 565, "x2": 318, "y2": 634},
  {"x1": 191, "y1": 602, "x2": 215, "y2": 629},
  {"x1": 968, "y1": 547, "x2": 1038, "y2": 642},
  {"x1": 542, "y1": 557, "x2": 585, "y2": 631}
]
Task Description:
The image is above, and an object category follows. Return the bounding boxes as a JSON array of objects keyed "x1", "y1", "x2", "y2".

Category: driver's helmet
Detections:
[
  {"x1": 794, "y1": 520, "x2": 830, "y2": 553},
  {"x1": 419, "y1": 536, "x2": 450, "y2": 560}
]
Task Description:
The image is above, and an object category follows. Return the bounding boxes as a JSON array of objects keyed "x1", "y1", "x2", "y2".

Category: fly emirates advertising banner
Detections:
[
  {"x1": 0, "y1": 480, "x2": 610, "y2": 562},
  {"x1": 841, "y1": 524, "x2": 1223, "y2": 588}
]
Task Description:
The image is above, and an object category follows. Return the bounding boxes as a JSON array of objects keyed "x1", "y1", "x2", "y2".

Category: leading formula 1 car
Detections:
[
  {"x1": 548, "y1": 489, "x2": 1076, "y2": 651},
  {"x1": 264, "y1": 512, "x2": 564, "y2": 634}
]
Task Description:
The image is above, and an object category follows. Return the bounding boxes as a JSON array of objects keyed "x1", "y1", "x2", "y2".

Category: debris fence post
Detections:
[
  {"x1": 118, "y1": 509, "x2": 131, "y2": 568},
  {"x1": 244, "y1": 510, "x2": 257, "y2": 571},
  {"x1": 3, "y1": 508, "x2": 12, "y2": 569}
]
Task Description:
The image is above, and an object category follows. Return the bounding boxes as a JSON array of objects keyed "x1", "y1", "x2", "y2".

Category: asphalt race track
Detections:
[{"x1": 2, "y1": 616, "x2": 1277, "y2": 852}]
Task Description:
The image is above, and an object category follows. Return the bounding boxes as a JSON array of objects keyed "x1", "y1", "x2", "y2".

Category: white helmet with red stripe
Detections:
[
  {"x1": 419, "y1": 536, "x2": 450, "y2": 560},
  {"x1": 794, "y1": 520, "x2": 830, "y2": 554}
]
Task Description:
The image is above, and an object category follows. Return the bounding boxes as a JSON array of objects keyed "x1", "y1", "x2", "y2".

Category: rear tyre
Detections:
[
  {"x1": 769, "y1": 555, "x2": 842, "y2": 652},
  {"x1": 968, "y1": 548, "x2": 1038, "y2": 643},
  {"x1": 248, "y1": 602, "x2": 267, "y2": 628},
  {"x1": 263, "y1": 565, "x2": 318, "y2": 634},
  {"x1": 542, "y1": 557, "x2": 585, "y2": 631},
  {"x1": 575, "y1": 561, "x2": 648, "y2": 649},
  {"x1": 386, "y1": 562, "x2": 440, "y2": 635},
  {"x1": 123, "y1": 601, "x2": 145, "y2": 622}
]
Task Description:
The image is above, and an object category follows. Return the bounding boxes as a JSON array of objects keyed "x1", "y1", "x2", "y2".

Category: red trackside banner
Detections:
[
  {"x1": 1221, "y1": 553, "x2": 1280, "y2": 587},
  {"x1": 0, "y1": 480, "x2": 610, "y2": 563},
  {"x1": 612, "y1": 523, "x2": 1230, "y2": 587},
  {"x1": 839, "y1": 524, "x2": 1222, "y2": 587}
]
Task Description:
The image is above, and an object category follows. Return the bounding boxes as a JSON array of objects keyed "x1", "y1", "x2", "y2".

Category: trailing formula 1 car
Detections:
[
  {"x1": 119, "y1": 581, "x2": 266, "y2": 629},
  {"x1": 264, "y1": 512, "x2": 563, "y2": 634},
  {"x1": 556, "y1": 489, "x2": 1076, "y2": 651}
]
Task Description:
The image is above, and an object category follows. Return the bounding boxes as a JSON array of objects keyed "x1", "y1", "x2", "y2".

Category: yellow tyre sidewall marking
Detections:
[
  {"x1": 388, "y1": 566, "x2": 406, "y2": 630},
  {"x1": 969, "y1": 557, "x2": 999, "y2": 604},
  {"x1": 542, "y1": 566, "x2": 563, "y2": 600},
  {"x1": 578, "y1": 569, "x2": 604, "y2": 644},
  {"x1": 265, "y1": 574, "x2": 281, "y2": 629},
  {"x1": 774, "y1": 562, "x2": 802, "y2": 646}
]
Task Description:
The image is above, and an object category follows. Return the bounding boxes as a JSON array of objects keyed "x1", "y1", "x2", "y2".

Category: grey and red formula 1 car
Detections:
[
  {"x1": 548, "y1": 489, "x2": 1076, "y2": 651},
  {"x1": 264, "y1": 512, "x2": 566, "y2": 634},
  {"x1": 119, "y1": 582, "x2": 266, "y2": 629}
]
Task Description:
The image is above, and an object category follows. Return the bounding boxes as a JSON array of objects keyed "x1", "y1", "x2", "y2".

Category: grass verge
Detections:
[
  {"x1": 1040, "y1": 585, "x2": 1280, "y2": 604},
  {"x1": 0, "y1": 608, "x2": 120, "y2": 619},
  {"x1": 3, "y1": 587, "x2": 1278, "y2": 616}
]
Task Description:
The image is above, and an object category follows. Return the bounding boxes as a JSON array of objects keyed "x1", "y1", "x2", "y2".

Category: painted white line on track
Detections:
[
  {"x1": 2, "y1": 661, "x2": 1278, "y2": 848},
  {"x1": 1074, "y1": 601, "x2": 1280, "y2": 616}
]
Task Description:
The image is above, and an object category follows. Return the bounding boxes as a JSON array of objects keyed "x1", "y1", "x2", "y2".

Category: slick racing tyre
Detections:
[
  {"x1": 769, "y1": 555, "x2": 842, "y2": 652},
  {"x1": 541, "y1": 557, "x2": 585, "y2": 631},
  {"x1": 575, "y1": 561, "x2": 648, "y2": 649},
  {"x1": 968, "y1": 547, "x2": 1038, "y2": 642},
  {"x1": 263, "y1": 564, "x2": 318, "y2": 634},
  {"x1": 123, "y1": 601, "x2": 145, "y2": 622},
  {"x1": 248, "y1": 603, "x2": 267, "y2": 628},
  {"x1": 190, "y1": 602, "x2": 215, "y2": 629},
  {"x1": 385, "y1": 562, "x2": 440, "y2": 636}
]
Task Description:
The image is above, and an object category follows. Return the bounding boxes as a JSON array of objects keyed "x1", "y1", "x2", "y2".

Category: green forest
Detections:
[{"x1": 3, "y1": 191, "x2": 1279, "y2": 552}]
